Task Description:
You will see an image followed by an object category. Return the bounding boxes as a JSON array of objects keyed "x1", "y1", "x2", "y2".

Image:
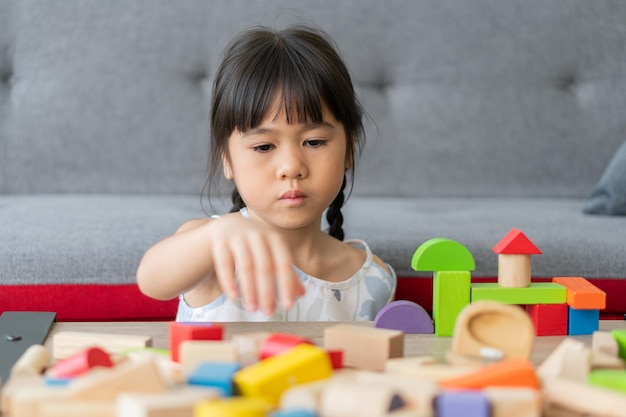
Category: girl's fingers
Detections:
[
  {"x1": 212, "y1": 242, "x2": 238, "y2": 300},
  {"x1": 269, "y1": 234, "x2": 305, "y2": 309},
  {"x1": 248, "y1": 233, "x2": 277, "y2": 316},
  {"x1": 229, "y1": 237, "x2": 257, "y2": 312}
]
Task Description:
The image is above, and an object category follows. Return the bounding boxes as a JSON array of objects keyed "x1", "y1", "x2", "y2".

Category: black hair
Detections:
[{"x1": 208, "y1": 25, "x2": 364, "y2": 241}]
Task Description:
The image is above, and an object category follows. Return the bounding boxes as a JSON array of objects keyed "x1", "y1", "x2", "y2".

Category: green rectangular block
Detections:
[
  {"x1": 433, "y1": 271, "x2": 471, "y2": 337},
  {"x1": 612, "y1": 330, "x2": 626, "y2": 361},
  {"x1": 471, "y1": 282, "x2": 566, "y2": 305}
]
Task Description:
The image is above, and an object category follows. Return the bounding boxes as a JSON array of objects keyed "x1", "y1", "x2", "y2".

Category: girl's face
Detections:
[{"x1": 223, "y1": 99, "x2": 349, "y2": 232}]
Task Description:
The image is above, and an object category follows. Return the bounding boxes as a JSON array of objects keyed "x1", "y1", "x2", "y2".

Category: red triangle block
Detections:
[{"x1": 493, "y1": 228, "x2": 542, "y2": 255}]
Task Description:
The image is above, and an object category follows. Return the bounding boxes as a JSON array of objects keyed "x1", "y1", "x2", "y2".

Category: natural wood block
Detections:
[
  {"x1": 1, "y1": 375, "x2": 46, "y2": 416},
  {"x1": 279, "y1": 370, "x2": 357, "y2": 411},
  {"x1": 471, "y1": 282, "x2": 566, "y2": 305},
  {"x1": 11, "y1": 386, "x2": 69, "y2": 417},
  {"x1": 320, "y1": 380, "x2": 405, "y2": 417},
  {"x1": 483, "y1": 387, "x2": 542, "y2": 417},
  {"x1": 385, "y1": 356, "x2": 478, "y2": 381},
  {"x1": 537, "y1": 338, "x2": 590, "y2": 382},
  {"x1": 452, "y1": 301, "x2": 535, "y2": 360},
  {"x1": 433, "y1": 271, "x2": 471, "y2": 336},
  {"x1": 355, "y1": 371, "x2": 438, "y2": 413},
  {"x1": 498, "y1": 254, "x2": 532, "y2": 288},
  {"x1": 52, "y1": 331, "x2": 152, "y2": 360},
  {"x1": 231, "y1": 332, "x2": 270, "y2": 367},
  {"x1": 552, "y1": 277, "x2": 606, "y2": 309},
  {"x1": 323, "y1": 324, "x2": 403, "y2": 371},
  {"x1": 179, "y1": 340, "x2": 237, "y2": 376},
  {"x1": 525, "y1": 304, "x2": 568, "y2": 336},
  {"x1": 10, "y1": 344, "x2": 51, "y2": 378},
  {"x1": 116, "y1": 386, "x2": 220, "y2": 417},
  {"x1": 543, "y1": 377, "x2": 626, "y2": 417},
  {"x1": 593, "y1": 331, "x2": 619, "y2": 357},
  {"x1": 69, "y1": 358, "x2": 168, "y2": 401},
  {"x1": 169, "y1": 322, "x2": 223, "y2": 363},
  {"x1": 39, "y1": 401, "x2": 116, "y2": 417}
]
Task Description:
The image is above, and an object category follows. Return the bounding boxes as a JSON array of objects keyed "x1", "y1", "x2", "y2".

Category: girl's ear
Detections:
[{"x1": 222, "y1": 154, "x2": 233, "y2": 179}]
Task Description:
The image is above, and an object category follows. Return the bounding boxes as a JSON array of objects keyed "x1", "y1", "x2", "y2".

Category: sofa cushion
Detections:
[
  {"x1": 3, "y1": 195, "x2": 624, "y2": 286},
  {"x1": 583, "y1": 141, "x2": 626, "y2": 215}
]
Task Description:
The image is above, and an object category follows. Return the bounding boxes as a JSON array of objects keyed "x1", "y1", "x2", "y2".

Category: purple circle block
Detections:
[{"x1": 374, "y1": 300, "x2": 434, "y2": 334}]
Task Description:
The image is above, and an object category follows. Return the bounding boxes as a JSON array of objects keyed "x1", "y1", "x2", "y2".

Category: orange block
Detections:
[
  {"x1": 552, "y1": 277, "x2": 606, "y2": 310},
  {"x1": 439, "y1": 359, "x2": 540, "y2": 390}
]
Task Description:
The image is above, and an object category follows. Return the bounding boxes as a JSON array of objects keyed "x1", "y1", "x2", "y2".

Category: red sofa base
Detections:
[{"x1": 1, "y1": 278, "x2": 624, "y2": 321}]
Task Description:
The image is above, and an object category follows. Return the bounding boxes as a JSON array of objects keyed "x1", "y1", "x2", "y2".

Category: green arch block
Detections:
[{"x1": 411, "y1": 238, "x2": 475, "y2": 272}]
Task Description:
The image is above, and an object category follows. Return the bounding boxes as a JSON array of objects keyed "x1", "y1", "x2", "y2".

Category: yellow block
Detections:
[
  {"x1": 194, "y1": 397, "x2": 273, "y2": 417},
  {"x1": 234, "y1": 344, "x2": 333, "y2": 405}
]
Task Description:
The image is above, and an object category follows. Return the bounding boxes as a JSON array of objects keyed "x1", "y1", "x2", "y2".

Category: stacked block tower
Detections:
[{"x1": 412, "y1": 228, "x2": 606, "y2": 337}]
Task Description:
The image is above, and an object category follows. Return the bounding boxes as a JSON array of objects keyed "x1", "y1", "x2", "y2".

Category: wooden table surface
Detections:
[{"x1": 46, "y1": 320, "x2": 626, "y2": 365}]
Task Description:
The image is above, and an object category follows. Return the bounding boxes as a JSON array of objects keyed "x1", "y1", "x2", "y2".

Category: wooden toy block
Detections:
[
  {"x1": 319, "y1": 380, "x2": 405, "y2": 417},
  {"x1": 10, "y1": 344, "x2": 51, "y2": 378},
  {"x1": 51, "y1": 331, "x2": 152, "y2": 360},
  {"x1": 187, "y1": 361, "x2": 241, "y2": 396},
  {"x1": 593, "y1": 331, "x2": 620, "y2": 357},
  {"x1": 323, "y1": 324, "x2": 403, "y2": 371},
  {"x1": 0, "y1": 375, "x2": 45, "y2": 416},
  {"x1": 497, "y1": 254, "x2": 532, "y2": 288},
  {"x1": 279, "y1": 371, "x2": 358, "y2": 412},
  {"x1": 385, "y1": 356, "x2": 479, "y2": 381},
  {"x1": 452, "y1": 301, "x2": 535, "y2": 361},
  {"x1": 439, "y1": 358, "x2": 540, "y2": 390},
  {"x1": 234, "y1": 343, "x2": 333, "y2": 406},
  {"x1": 471, "y1": 282, "x2": 566, "y2": 304},
  {"x1": 411, "y1": 237, "x2": 475, "y2": 272},
  {"x1": 588, "y1": 369, "x2": 626, "y2": 393},
  {"x1": 525, "y1": 304, "x2": 568, "y2": 336},
  {"x1": 552, "y1": 277, "x2": 606, "y2": 309},
  {"x1": 568, "y1": 307, "x2": 599, "y2": 335},
  {"x1": 194, "y1": 397, "x2": 274, "y2": 417},
  {"x1": 10, "y1": 385, "x2": 69, "y2": 417},
  {"x1": 433, "y1": 270, "x2": 471, "y2": 336},
  {"x1": 373, "y1": 300, "x2": 434, "y2": 334},
  {"x1": 435, "y1": 390, "x2": 490, "y2": 417},
  {"x1": 260, "y1": 333, "x2": 313, "y2": 360},
  {"x1": 483, "y1": 387, "x2": 542, "y2": 417},
  {"x1": 179, "y1": 340, "x2": 237, "y2": 376},
  {"x1": 612, "y1": 330, "x2": 626, "y2": 361},
  {"x1": 69, "y1": 358, "x2": 168, "y2": 401},
  {"x1": 355, "y1": 371, "x2": 438, "y2": 413},
  {"x1": 52, "y1": 346, "x2": 113, "y2": 378},
  {"x1": 169, "y1": 322, "x2": 223, "y2": 362},
  {"x1": 537, "y1": 338, "x2": 590, "y2": 382},
  {"x1": 35, "y1": 400, "x2": 115, "y2": 417},
  {"x1": 326, "y1": 349, "x2": 343, "y2": 369},
  {"x1": 231, "y1": 332, "x2": 271, "y2": 367},
  {"x1": 493, "y1": 228, "x2": 542, "y2": 255},
  {"x1": 591, "y1": 331, "x2": 624, "y2": 370},
  {"x1": 116, "y1": 386, "x2": 220, "y2": 417},
  {"x1": 542, "y1": 377, "x2": 626, "y2": 417}
]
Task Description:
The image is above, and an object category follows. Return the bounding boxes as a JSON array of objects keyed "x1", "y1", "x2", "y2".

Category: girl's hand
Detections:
[{"x1": 205, "y1": 215, "x2": 305, "y2": 316}]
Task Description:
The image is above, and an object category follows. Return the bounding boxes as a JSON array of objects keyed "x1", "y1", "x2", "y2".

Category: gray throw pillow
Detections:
[{"x1": 583, "y1": 141, "x2": 626, "y2": 215}]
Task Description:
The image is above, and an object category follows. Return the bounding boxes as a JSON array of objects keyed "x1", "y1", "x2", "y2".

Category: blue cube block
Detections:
[
  {"x1": 187, "y1": 361, "x2": 241, "y2": 396},
  {"x1": 568, "y1": 307, "x2": 599, "y2": 335},
  {"x1": 436, "y1": 391, "x2": 490, "y2": 417}
]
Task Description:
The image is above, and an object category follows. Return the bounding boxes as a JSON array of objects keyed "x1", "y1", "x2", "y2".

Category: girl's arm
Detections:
[{"x1": 136, "y1": 214, "x2": 304, "y2": 315}]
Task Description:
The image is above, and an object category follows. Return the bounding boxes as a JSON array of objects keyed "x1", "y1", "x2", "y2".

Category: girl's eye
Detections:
[
  {"x1": 305, "y1": 139, "x2": 326, "y2": 148},
  {"x1": 253, "y1": 144, "x2": 274, "y2": 153}
]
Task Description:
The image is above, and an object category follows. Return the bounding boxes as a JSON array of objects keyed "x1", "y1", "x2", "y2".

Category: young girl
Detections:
[{"x1": 136, "y1": 25, "x2": 396, "y2": 321}]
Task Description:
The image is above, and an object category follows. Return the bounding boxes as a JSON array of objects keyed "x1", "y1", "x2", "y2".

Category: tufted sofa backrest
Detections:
[{"x1": 1, "y1": 0, "x2": 625, "y2": 198}]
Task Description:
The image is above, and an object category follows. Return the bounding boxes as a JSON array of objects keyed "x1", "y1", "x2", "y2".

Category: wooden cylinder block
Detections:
[{"x1": 498, "y1": 254, "x2": 531, "y2": 288}]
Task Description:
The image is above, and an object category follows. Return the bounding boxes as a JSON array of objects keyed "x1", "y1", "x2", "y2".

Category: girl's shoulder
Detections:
[
  {"x1": 176, "y1": 218, "x2": 211, "y2": 234},
  {"x1": 344, "y1": 239, "x2": 392, "y2": 276}
]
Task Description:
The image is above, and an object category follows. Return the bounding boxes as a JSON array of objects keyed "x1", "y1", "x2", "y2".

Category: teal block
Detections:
[
  {"x1": 188, "y1": 362, "x2": 241, "y2": 396},
  {"x1": 568, "y1": 307, "x2": 599, "y2": 335},
  {"x1": 433, "y1": 271, "x2": 471, "y2": 336}
]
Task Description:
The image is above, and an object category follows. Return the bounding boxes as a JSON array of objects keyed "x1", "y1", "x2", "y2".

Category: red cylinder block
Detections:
[{"x1": 53, "y1": 347, "x2": 113, "y2": 378}]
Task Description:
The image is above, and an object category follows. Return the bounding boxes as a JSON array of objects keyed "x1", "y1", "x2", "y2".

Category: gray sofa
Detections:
[{"x1": 2, "y1": 0, "x2": 625, "y2": 320}]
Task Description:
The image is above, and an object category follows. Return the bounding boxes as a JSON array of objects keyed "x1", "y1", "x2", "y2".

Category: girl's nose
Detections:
[{"x1": 277, "y1": 147, "x2": 307, "y2": 179}]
